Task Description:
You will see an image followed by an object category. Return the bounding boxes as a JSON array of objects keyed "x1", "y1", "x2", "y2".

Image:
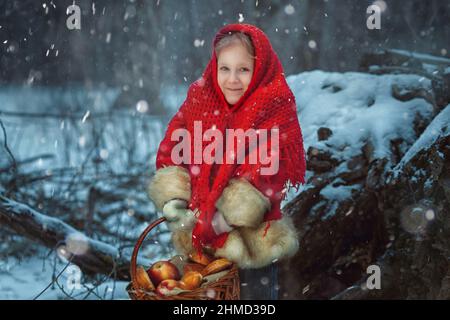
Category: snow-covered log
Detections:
[
  {"x1": 278, "y1": 71, "x2": 448, "y2": 299},
  {"x1": 359, "y1": 49, "x2": 450, "y2": 111},
  {"x1": 0, "y1": 195, "x2": 143, "y2": 281}
]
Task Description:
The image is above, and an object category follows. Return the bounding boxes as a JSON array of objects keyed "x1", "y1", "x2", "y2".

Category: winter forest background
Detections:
[{"x1": 0, "y1": 0, "x2": 449, "y2": 300}]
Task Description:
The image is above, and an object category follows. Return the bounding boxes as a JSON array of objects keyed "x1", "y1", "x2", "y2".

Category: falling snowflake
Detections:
[
  {"x1": 196, "y1": 77, "x2": 205, "y2": 87},
  {"x1": 308, "y1": 40, "x2": 317, "y2": 49},
  {"x1": 190, "y1": 165, "x2": 200, "y2": 176},
  {"x1": 238, "y1": 13, "x2": 244, "y2": 23},
  {"x1": 302, "y1": 284, "x2": 310, "y2": 294},
  {"x1": 260, "y1": 277, "x2": 269, "y2": 285},
  {"x1": 194, "y1": 39, "x2": 205, "y2": 47},
  {"x1": 82, "y1": 110, "x2": 90, "y2": 123},
  {"x1": 136, "y1": 100, "x2": 149, "y2": 113},
  {"x1": 206, "y1": 289, "x2": 216, "y2": 298},
  {"x1": 425, "y1": 209, "x2": 435, "y2": 221},
  {"x1": 57, "y1": 245, "x2": 69, "y2": 260},
  {"x1": 400, "y1": 204, "x2": 432, "y2": 235},
  {"x1": 372, "y1": 0, "x2": 387, "y2": 12},
  {"x1": 100, "y1": 149, "x2": 109, "y2": 159},
  {"x1": 284, "y1": 4, "x2": 295, "y2": 15},
  {"x1": 66, "y1": 232, "x2": 90, "y2": 255},
  {"x1": 79, "y1": 135, "x2": 86, "y2": 147}
]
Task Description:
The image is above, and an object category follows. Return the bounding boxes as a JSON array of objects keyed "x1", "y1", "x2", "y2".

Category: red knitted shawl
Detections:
[{"x1": 155, "y1": 23, "x2": 306, "y2": 254}]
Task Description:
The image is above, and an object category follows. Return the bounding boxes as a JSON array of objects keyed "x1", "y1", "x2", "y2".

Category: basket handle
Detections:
[{"x1": 130, "y1": 217, "x2": 167, "y2": 289}]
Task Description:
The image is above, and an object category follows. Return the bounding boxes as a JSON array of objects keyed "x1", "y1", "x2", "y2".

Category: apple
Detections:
[
  {"x1": 156, "y1": 279, "x2": 180, "y2": 296},
  {"x1": 147, "y1": 260, "x2": 180, "y2": 286},
  {"x1": 183, "y1": 262, "x2": 205, "y2": 274}
]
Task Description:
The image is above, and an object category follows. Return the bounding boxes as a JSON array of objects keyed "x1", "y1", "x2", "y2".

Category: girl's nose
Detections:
[{"x1": 229, "y1": 71, "x2": 239, "y2": 82}]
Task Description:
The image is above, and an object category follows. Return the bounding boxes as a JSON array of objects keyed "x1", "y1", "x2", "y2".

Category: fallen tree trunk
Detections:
[{"x1": 0, "y1": 195, "x2": 145, "y2": 281}]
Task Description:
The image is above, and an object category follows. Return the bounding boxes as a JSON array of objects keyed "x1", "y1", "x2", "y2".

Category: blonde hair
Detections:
[{"x1": 215, "y1": 32, "x2": 255, "y2": 58}]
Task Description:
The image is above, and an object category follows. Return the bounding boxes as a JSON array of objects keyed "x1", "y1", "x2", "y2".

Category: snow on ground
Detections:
[{"x1": 0, "y1": 251, "x2": 130, "y2": 300}]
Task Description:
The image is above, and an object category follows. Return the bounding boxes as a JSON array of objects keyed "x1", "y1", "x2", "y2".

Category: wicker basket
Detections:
[{"x1": 127, "y1": 217, "x2": 240, "y2": 300}]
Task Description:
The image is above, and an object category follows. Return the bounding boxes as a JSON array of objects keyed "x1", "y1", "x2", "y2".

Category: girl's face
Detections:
[{"x1": 217, "y1": 42, "x2": 254, "y2": 105}]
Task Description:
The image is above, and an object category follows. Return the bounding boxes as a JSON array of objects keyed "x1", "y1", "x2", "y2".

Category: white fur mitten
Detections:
[
  {"x1": 211, "y1": 211, "x2": 234, "y2": 235},
  {"x1": 162, "y1": 199, "x2": 197, "y2": 231}
]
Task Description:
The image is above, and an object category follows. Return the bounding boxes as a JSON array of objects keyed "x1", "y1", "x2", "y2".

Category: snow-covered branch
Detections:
[{"x1": 0, "y1": 195, "x2": 149, "y2": 281}]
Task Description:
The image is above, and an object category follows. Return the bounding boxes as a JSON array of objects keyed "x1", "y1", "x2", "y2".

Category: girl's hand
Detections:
[
  {"x1": 211, "y1": 211, "x2": 234, "y2": 235},
  {"x1": 162, "y1": 199, "x2": 197, "y2": 231}
]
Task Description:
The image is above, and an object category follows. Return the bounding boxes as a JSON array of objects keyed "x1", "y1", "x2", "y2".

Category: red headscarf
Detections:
[{"x1": 155, "y1": 23, "x2": 306, "y2": 254}]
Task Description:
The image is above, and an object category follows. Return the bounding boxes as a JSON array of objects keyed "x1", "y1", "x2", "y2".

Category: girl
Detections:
[{"x1": 148, "y1": 23, "x2": 306, "y2": 299}]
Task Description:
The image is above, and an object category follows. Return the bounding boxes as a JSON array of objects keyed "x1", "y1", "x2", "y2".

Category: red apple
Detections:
[
  {"x1": 147, "y1": 260, "x2": 180, "y2": 286},
  {"x1": 155, "y1": 279, "x2": 180, "y2": 296}
]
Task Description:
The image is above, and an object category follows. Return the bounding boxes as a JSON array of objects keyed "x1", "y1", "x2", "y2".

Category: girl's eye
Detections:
[{"x1": 219, "y1": 67, "x2": 251, "y2": 72}]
